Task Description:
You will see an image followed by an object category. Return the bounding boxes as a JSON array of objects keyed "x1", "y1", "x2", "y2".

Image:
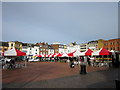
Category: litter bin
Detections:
[{"x1": 80, "y1": 63, "x2": 87, "y2": 75}]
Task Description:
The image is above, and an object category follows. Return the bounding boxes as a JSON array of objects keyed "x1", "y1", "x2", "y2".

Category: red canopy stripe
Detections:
[
  {"x1": 85, "y1": 49, "x2": 93, "y2": 56},
  {"x1": 56, "y1": 53, "x2": 62, "y2": 57},
  {"x1": 15, "y1": 48, "x2": 26, "y2": 56},
  {"x1": 99, "y1": 48, "x2": 112, "y2": 55},
  {"x1": 48, "y1": 54, "x2": 52, "y2": 57},
  {"x1": 68, "y1": 50, "x2": 76, "y2": 57},
  {"x1": 36, "y1": 55, "x2": 42, "y2": 57},
  {"x1": 51, "y1": 53, "x2": 57, "y2": 57}
]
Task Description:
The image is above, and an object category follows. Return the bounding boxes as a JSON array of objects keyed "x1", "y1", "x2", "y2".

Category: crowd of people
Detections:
[
  {"x1": 1, "y1": 57, "x2": 25, "y2": 69},
  {"x1": 1, "y1": 54, "x2": 119, "y2": 70}
]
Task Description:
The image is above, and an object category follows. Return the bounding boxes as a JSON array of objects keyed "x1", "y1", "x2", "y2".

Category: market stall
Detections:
[
  {"x1": 3, "y1": 48, "x2": 26, "y2": 69},
  {"x1": 92, "y1": 48, "x2": 112, "y2": 67}
]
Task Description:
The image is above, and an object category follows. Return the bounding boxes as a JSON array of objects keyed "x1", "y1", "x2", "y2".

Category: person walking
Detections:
[{"x1": 8, "y1": 60, "x2": 13, "y2": 69}]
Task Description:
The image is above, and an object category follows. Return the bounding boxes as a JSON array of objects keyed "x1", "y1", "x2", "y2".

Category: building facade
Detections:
[
  {"x1": 97, "y1": 39, "x2": 105, "y2": 50},
  {"x1": 87, "y1": 40, "x2": 98, "y2": 51},
  {"x1": 103, "y1": 38, "x2": 120, "y2": 51},
  {"x1": 48, "y1": 45, "x2": 54, "y2": 55},
  {"x1": 8, "y1": 41, "x2": 22, "y2": 51},
  {"x1": 80, "y1": 43, "x2": 88, "y2": 52},
  {"x1": 66, "y1": 42, "x2": 80, "y2": 53},
  {"x1": 51, "y1": 43, "x2": 60, "y2": 54},
  {"x1": 36, "y1": 42, "x2": 49, "y2": 55},
  {"x1": 0, "y1": 42, "x2": 9, "y2": 56},
  {"x1": 22, "y1": 43, "x2": 28, "y2": 53}
]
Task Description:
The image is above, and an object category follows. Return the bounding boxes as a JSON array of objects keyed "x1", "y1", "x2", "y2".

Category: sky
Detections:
[{"x1": 2, "y1": 2, "x2": 118, "y2": 44}]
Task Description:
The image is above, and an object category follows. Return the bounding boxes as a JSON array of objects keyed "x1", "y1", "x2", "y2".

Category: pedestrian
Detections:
[
  {"x1": 26, "y1": 58, "x2": 29, "y2": 62},
  {"x1": 8, "y1": 60, "x2": 13, "y2": 69},
  {"x1": 2, "y1": 60, "x2": 6, "y2": 69},
  {"x1": 12, "y1": 59, "x2": 15, "y2": 68}
]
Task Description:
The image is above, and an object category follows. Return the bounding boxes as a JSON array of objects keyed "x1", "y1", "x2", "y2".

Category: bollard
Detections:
[{"x1": 80, "y1": 65, "x2": 87, "y2": 75}]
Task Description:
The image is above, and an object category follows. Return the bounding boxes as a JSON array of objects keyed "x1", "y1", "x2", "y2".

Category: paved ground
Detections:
[{"x1": 2, "y1": 62, "x2": 119, "y2": 88}]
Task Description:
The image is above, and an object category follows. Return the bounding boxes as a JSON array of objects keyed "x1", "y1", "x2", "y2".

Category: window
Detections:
[
  {"x1": 40, "y1": 45, "x2": 42, "y2": 47},
  {"x1": 104, "y1": 43, "x2": 107, "y2": 46},
  {"x1": 113, "y1": 42, "x2": 114, "y2": 45},
  {"x1": 110, "y1": 47, "x2": 112, "y2": 50},
  {"x1": 4, "y1": 48, "x2": 7, "y2": 51},
  {"x1": 113, "y1": 47, "x2": 115, "y2": 50},
  {"x1": 118, "y1": 47, "x2": 119, "y2": 50},
  {"x1": 11, "y1": 44, "x2": 13, "y2": 46}
]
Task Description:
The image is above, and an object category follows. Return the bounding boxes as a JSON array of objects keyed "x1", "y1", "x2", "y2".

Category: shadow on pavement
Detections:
[{"x1": 86, "y1": 67, "x2": 120, "y2": 89}]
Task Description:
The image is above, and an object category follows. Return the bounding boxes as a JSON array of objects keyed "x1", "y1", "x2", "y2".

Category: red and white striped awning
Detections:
[
  {"x1": 68, "y1": 50, "x2": 76, "y2": 57},
  {"x1": 73, "y1": 50, "x2": 81, "y2": 57},
  {"x1": 56, "y1": 53, "x2": 62, "y2": 57},
  {"x1": 61, "y1": 53, "x2": 68, "y2": 57},
  {"x1": 36, "y1": 55, "x2": 43, "y2": 57},
  {"x1": 80, "y1": 49, "x2": 93, "y2": 56},
  {"x1": 49, "y1": 53, "x2": 57, "y2": 57},
  {"x1": 92, "y1": 48, "x2": 112, "y2": 56},
  {"x1": 3, "y1": 48, "x2": 26, "y2": 56}
]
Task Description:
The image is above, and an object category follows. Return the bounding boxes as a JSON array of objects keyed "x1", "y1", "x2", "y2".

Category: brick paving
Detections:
[{"x1": 2, "y1": 62, "x2": 113, "y2": 88}]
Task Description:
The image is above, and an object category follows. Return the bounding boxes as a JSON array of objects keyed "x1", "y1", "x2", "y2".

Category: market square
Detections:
[{"x1": 1, "y1": 0, "x2": 120, "y2": 89}]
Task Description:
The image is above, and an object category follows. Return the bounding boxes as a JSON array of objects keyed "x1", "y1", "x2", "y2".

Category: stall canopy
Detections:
[
  {"x1": 68, "y1": 50, "x2": 76, "y2": 57},
  {"x1": 73, "y1": 50, "x2": 81, "y2": 57},
  {"x1": 92, "y1": 50, "x2": 100, "y2": 56},
  {"x1": 44, "y1": 54, "x2": 48, "y2": 57},
  {"x1": 3, "y1": 48, "x2": 26, "y2": 56},
  {"x1": 99, "y1": 48, "x2": 112, "y2": 55},
  {"x1": 92, "y1": 48, "x2": 112, "y2": 56},
  {"x1": 50, "y1": 53, "x2": 57, "y2": 57},
  {"x1": 36, "y1": 55, "x2": 43, "y2": 57},
  {"x1": 61, "y1": 53, "x2": 68, "y2": 57},
  {"x1": 85, "y1": 49, "x2": 93, "y2": 56},
  {"x1": 111, "y1": 50, "x2": 120, "y2": 54},
  {"x1": 56, "y1": 53, "x2": 62, "y2": 57},
  {"x1": 48, "y1": 54, "x2": 52, "y2": 57},
  {"x1": 80, "y1": 49, "x2": 93, "y2": 56}
]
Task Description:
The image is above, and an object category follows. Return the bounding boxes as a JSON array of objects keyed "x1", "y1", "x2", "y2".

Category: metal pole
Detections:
[
  {"x1": 68, "y1": 57, "x2": 69, "y2": 65},
  {"x1": 25, "y1": 60, "x2": 27, "y2": 68}
]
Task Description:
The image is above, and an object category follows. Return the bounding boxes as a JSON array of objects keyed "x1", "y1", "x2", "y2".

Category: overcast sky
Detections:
[{"x1": 2, "y1": 2, "x2": 118, "y2": 44}]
